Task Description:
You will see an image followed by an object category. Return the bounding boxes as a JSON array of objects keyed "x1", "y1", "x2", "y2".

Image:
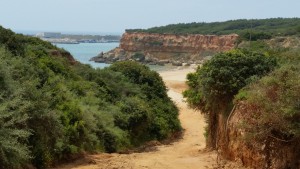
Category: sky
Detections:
[{"x1": 1, "y1": 0, "x2": 300, "y2": 35}]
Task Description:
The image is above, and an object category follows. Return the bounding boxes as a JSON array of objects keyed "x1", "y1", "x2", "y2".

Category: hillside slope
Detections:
[{"x1": 0, "y1": 26, "x2": 181, "y2": 169}]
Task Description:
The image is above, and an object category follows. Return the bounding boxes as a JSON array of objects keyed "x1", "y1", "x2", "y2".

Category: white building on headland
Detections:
[{"x1": 36, "y1": 32, "x2": 61, "y2": 38}]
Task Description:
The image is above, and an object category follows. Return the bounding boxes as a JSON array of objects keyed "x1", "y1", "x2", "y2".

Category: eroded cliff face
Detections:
[
  {"x1": 120, "y1": 32, "x2": 238, "y2": 53},
  {"x1": 91, "y1": 32, "x2": 238, "y2": 65},
  {"x1": 216, "y1": 103, "x2": 300, "y2": 169}
]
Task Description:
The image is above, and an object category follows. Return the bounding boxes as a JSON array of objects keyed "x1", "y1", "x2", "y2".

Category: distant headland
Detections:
[{"x1": 34, "y1": 32, "x2": 121, "y2": 44}]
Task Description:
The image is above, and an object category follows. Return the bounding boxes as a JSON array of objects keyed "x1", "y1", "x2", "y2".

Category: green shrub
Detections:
[
  {"x1": 184, "y1": 49, "x2": 277, "y2": 112},
  {"x1": 236, "y1": 64, "x2": 300, "y2": 141},
  {"x1": 239, "y1": 31, "x2": 272, "y2": 41},
  {"x1": 0, "y1": 48, "x2": 31, "y2": 168},
  {"x1": 183, "y1": 49, "x2": 277, "y2": 148}
]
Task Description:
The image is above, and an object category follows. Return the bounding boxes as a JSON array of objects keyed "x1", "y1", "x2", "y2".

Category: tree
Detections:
[{"x1": 183, "y1": 49, "x2": 277, "y2": 148}]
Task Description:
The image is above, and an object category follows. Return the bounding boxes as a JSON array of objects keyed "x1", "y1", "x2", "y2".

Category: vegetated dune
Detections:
[{"x1": 54, "y1": 67, "x2": 246, "y2": 169}]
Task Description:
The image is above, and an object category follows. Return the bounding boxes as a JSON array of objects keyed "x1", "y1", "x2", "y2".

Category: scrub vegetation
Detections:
[{"x1": 0, "y1": 26, "x2": 181, "y2": 169}]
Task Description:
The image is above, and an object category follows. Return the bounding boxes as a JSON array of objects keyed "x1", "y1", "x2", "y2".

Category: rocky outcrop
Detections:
[
  {"x1": 91, "y1": 32, "x2": 238, "y2": 65},
  {"x1": 120, "y1": 32, "x2": 238, "y2": 53},
  {"x1": 49, "y1": 50, "x2": 77, "y2": 65},
  {"x1": 216, "y1": 103, "x2": 300, "y2": 169}
]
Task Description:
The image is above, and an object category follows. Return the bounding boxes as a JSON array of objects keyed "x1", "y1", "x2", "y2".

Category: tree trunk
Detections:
[{"x1": 207, "y1": 110, "x2": 218, "y2": 149}]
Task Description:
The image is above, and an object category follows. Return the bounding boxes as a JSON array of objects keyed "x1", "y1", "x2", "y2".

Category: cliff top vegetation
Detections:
[{"x1": 127, "y1": 18, "x2": 300, "y2": 39}]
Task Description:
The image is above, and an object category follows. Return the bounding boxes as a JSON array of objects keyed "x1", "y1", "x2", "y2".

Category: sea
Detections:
[
  {"x1": 55, "y1": 43, "x2": 119, "y2": 68},
  {"x1": 55, "y1": 42, "x2": 178, "y2": 71}
]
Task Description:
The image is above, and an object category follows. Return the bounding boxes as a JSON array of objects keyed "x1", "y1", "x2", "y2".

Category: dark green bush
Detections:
[
  {"x1": 239, "y1": 31, "x2": 272, "y2": 41},
  {"x1": 0, "y1": 49, "x2": 31, "y2": 168},
  {"x1": 183, "y1": 49, "x2": 277, "y2": 148},
  {"x1": 184, "y1": 49, "x2": 277, "y2": 112},
  {"x1": 110, "y1": 61, "x2": 181, "y2": 141}
]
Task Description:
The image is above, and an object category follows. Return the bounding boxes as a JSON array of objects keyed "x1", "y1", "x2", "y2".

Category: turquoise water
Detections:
[
  {"x1": 55, "y1": 42, "x2": 178, "y2": 71},
  {"x1": 55, "y1": 43, "x2": 119, "y2": 68}
]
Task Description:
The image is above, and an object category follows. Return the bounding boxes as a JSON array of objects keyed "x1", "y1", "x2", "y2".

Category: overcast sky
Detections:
[{"x1": 1, "y1": 0, "x2": 300, "y2": 34}]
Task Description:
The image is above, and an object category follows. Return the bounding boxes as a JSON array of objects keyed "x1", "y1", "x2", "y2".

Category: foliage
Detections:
[
  {"x1": 127, "y1": 18, "x2": 300, "y2": 37},
  {"x1": 183, "y1": 49, "x2": 277, "y2": 113},
  {"x1": 0, "y1": 26, "x2": 181, "y2": 168},
  {"x1": 109, "y1": 61, "x2": 181, "y2": 140},
  {"x1": 235, "y1": 51, "x2": 300, "y2": 142},
  {"x1": 239, "y1": 31, "x2": 272, "y2": 41},
  {"x1": 0, "y1": 49, "x2": 31, "y2": 168},
  {"x1": 110, "y1": 61, "x2": 168, "y2": 99},
  {"x1": 183, "y1": 49, "x2": 277, "y2": 148}
]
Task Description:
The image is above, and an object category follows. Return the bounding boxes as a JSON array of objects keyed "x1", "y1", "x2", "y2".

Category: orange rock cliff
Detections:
[{"x1": 91, "y1": 32, "x2": 238, "y2": 65}]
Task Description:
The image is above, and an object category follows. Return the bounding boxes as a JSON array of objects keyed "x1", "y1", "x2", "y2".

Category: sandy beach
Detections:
[{"x1": 159, "y1": 66, "x2": 196, "y2": 93}]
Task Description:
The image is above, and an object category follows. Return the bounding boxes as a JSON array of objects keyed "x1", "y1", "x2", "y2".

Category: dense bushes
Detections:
[
  {"x1": 110, "y1": 61, "x2": 168, "y2": 99},
  {"x1": 0, "y1": 49, "x2": 31, "y2": 168},
  {"x1": 235, "y1": 49, "x2": 300, "y2": 142},
  {"x1": 239, "y1": 31, "x2": 272, "y2": 41},
  {"x1": 0, "y1": 26, "x2": 181, "y2": 168},
  {"x1": 127, "y1": 18, "x2": 300, "y2": 37},
  {"x1": 183, "y1": 49, "x2": 277, "y2": 147},
  {"x1": 109, "y1": 62, "x2": 181, "y2": 139},
  {"x1": 184, "y1": 49, "x2": 277, "y2": 112},
  {"x1": 184, "y1": 37, "x2": 300, "y2": 152}
]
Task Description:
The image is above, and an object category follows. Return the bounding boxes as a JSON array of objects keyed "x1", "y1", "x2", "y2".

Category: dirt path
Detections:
[{"x1": 55, "y1": 67, "x2": 245, "y2": 169}]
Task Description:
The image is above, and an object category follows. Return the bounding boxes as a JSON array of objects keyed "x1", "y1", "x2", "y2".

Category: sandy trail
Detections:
[{"x1": 55, "y1": 67, "x2": 244, "y2": 169}]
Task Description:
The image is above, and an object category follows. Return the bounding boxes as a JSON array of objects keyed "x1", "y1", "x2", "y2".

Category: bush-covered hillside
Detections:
[
  {"x1": 183, "y1": 32, "x2": 300, "y2": 167},
  {"x1": 0, "y1": 26, "x2": 181, "y2": 169},
  {"x1": 127, "y1": 18, "x2": 300, "y2": 38},
  {"x1": 234, "y1": 48, "x2": 300, "y2": 142}
]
